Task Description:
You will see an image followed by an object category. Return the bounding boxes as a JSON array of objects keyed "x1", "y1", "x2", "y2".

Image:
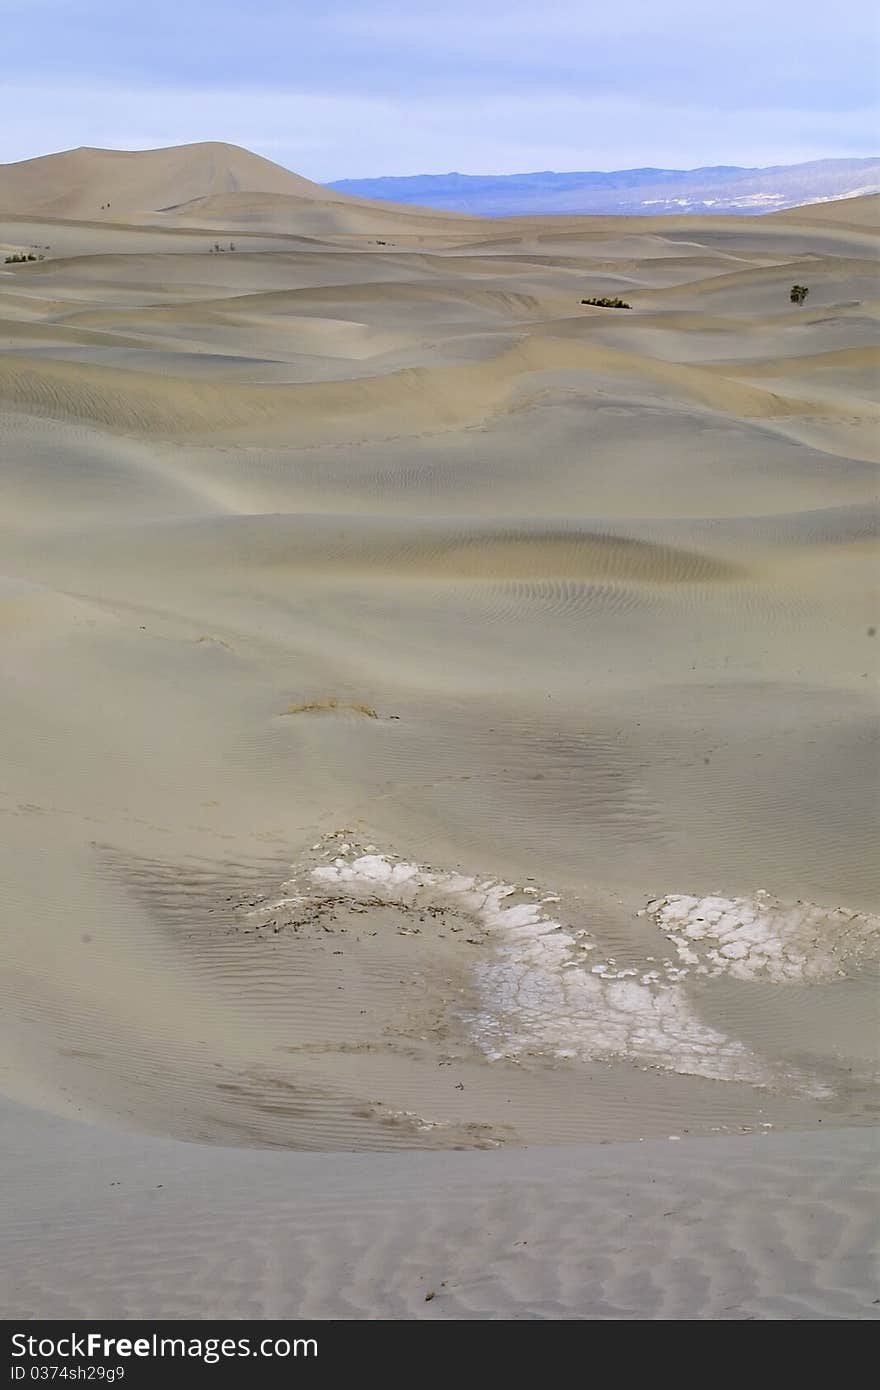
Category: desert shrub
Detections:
[
  {"x1": 581, "y1": 296, "x2": 631, "y2": 309},
  {"x1": 282, "y1": 696, "x2": 378, "y2": 719},
  {"x1": 4, "y1": 252, "x2": 42, "y2": 263},
  {"x1": 790, "y1": 284, "x2": 810, "y2": 305}
]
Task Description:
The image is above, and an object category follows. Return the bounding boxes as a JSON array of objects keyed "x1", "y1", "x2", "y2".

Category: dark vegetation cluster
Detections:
[{"x1": 581, "y1": 296, "x2": 631, "y2": 309}]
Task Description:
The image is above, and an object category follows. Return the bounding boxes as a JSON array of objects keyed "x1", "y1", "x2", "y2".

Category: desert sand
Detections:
[{"x1": 0, "y1": 144, "x2": 877, "y2": 1318}]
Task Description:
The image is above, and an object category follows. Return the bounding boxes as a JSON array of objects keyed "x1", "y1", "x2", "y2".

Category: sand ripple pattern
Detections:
[{"x1": 5, "y1": 1109, "x2": 877, "y2": 1320}]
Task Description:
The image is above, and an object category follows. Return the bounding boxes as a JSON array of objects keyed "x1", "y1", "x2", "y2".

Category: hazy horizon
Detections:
[{"x1": 4, "y1": 143, "x2": 877, "y2": 181}]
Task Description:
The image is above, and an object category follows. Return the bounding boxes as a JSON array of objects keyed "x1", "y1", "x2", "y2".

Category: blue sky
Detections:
[{"x1": 0, "y1": 1, "x2": 876, "y2": 178}]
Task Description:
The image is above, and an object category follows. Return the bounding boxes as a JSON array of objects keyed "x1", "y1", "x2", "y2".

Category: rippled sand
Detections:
[{"x1": 0, "y1": 148, "x2": 877, "y2": 1316}]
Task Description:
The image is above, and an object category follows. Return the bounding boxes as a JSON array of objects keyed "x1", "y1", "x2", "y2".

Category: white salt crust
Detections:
[
  {"x1": 645, "y1": 892, "x2": 880, "y2": 984},
  {"x1": 258, "y1": 838, "x2": 849, "y2": 1096}
]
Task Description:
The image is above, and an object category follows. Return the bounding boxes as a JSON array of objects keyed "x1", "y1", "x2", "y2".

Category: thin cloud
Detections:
[{"x1": 0, "y1": 2, "x2": 876, "y2": 176}]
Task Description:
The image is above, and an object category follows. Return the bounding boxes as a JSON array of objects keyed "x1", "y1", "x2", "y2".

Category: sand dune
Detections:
[
  {"x1": 167, "y1": 190, "x2": 480, "y2": 239},
  {"x1": 0, "y1": 147, "x2": 877, "y2": 1318},
  {"x1": 4, "y1": 1104, "x2": 877, "y2": 1320},
  {"x1": 0, "y1": 333, "x2": 850, "y2": 457},
  {"x1": 0, "y1": 142, "x2": 334, "y2": 220},
  {"x1": 771, "y1": 192, "x2": 880, "y2": 229}
]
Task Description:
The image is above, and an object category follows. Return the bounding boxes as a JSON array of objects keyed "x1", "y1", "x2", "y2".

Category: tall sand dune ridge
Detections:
[
  {"x1": 0, "y1": 142, "x2": 877, "y2": 1319},
  {"x1": 0, "y1": 141, "x2": 332, "y2": 219},
  {"x1": 0, "y1": 141, "x2": 480, "y2": 238}
]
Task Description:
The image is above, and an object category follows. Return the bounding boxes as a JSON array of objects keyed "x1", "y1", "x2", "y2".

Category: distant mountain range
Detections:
[{"x1": 328, "y1": 157, "x2": 880, "y2": 217}]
